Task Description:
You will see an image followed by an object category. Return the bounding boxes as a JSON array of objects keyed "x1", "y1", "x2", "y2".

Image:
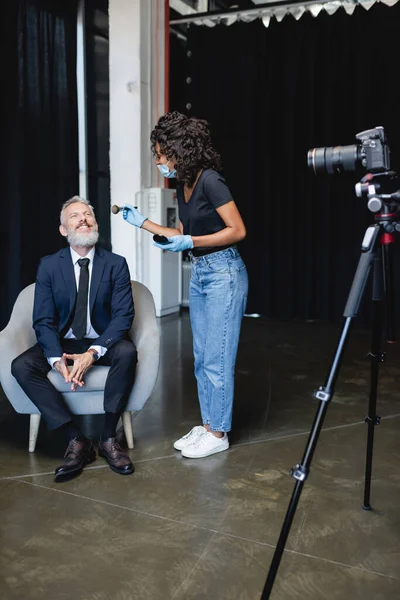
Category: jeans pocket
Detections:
[{"x1": 205, "y1": 257, "x2": 230, "y2": 274}]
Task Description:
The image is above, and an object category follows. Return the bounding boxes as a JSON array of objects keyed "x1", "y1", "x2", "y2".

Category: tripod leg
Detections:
[
  {"x1": 261, "y1": 226, "x2": 380, "y2": 600},
  {"x1": 382, "y1": 236, "x2": 396, "y2": 344},
  {"x1": 261, "y1": 319, "x2": 352, "y2": 599},
  {"x1": 363, "y1": 245, "x2": 394, "y2": 510}
]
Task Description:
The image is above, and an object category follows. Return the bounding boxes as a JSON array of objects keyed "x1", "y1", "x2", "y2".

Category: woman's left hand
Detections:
[{"x1": 153, "y1": 235, "x2": 194, "y2": 252}]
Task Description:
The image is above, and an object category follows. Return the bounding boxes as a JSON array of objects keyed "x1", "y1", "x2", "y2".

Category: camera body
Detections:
[
  {"x1": 356, "y1": 127, "x2": 390, "y2": 173},
  {"x1": 308, "y1": 126, "x2": 390, "y2": 175}
]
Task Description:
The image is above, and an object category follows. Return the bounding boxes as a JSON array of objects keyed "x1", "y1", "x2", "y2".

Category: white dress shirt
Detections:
[{"x1": 48, "y1": 247, "x2": 107, "y2": 368}]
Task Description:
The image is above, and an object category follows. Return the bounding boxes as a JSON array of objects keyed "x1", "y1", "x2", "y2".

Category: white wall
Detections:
[{"x1": 109, "y1": 0, "x2": 167, "y2": 279}]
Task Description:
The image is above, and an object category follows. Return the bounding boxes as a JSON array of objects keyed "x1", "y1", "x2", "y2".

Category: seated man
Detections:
[{"x1": 12, "y1": 196, "x2": 137, "y2": 480}]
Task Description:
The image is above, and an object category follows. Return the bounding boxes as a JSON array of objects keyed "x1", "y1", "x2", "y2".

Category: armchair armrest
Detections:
[{"x1": 126, "y1": 281, "x2": 161, "y2": 411}]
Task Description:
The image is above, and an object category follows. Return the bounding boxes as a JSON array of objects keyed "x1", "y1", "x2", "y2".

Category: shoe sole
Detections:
[
  {"x1": 181, "y1": 443, "x2": 229, "y2": 459},
  {"x1": 98, "y1": 449, "x2": 134, "y2": 475},
  {"x1": 54, "y1": 451, "x2": 96, "y2": 480}
]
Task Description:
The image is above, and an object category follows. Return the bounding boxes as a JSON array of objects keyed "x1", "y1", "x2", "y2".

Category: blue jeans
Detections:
[{"x1": 189, "y1": 247, "x2": 248, "y2": 432}]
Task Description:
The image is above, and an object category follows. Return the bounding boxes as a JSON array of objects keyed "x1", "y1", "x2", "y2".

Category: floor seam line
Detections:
[
  {"x1": 170, "y1": 531, "x2": 219, "y2": 599},
  {"x1": 11, "y1": 474, "x2": 397, "y2": 583},
  {"x1": 217, "y1": 531, "x2": 397, "y2": 581}
]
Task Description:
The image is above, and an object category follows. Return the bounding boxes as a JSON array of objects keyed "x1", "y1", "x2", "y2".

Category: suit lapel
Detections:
[
  {"x1": 90, "y1": 248, "x2": 106, "y2": 312},
  {"x1": 59, "y1": 247, "x2": 77, "y2": 313}
]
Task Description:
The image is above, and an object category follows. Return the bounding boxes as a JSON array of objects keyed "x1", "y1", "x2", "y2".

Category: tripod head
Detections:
[{"x1": 355, "y1": 171, "x2": 400, "y2": 217}]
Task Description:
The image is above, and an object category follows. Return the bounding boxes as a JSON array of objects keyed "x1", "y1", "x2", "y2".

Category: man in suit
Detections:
[{"x1": 12, "y1": 196, "x2": 137, "y2": 480}]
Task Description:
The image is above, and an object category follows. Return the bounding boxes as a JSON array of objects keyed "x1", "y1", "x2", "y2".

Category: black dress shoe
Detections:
[
  {"x1": 55, "y1": 438, "x2": 96, "y2": 480},
  {"x1": 98, "y1": 438, "x2": 134, "y2": 475}
]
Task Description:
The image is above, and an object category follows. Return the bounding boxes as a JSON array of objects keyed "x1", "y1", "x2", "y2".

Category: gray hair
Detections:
[{"x1": 60, "y1": 196, "x2": 95, "y2": 226}]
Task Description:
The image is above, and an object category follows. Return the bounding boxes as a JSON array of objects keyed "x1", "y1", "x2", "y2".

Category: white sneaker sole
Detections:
[{"x1": 181, "y1": 440, "x2": 229, "y2": 459}]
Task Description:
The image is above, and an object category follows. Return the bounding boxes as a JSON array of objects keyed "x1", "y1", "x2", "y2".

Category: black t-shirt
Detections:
[{"x1": 177, "y1": 169, "x2": 233, "y2": 247}]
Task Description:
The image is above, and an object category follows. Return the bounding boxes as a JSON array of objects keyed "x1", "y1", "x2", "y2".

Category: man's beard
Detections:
[{"x1": 67, "y1": 228, "x2": 99, "y2": 248}]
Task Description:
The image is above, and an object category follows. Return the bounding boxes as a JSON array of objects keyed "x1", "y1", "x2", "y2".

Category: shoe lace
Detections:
[
  {"x1": 184, "y1": 426, "x2": 202, "y2": 440},
  {"x1": 192, "y1": 432, "x2": 213, "y2": 447},
  {"x1": 110, "y1": 439, "x2": 119, "y2": 451},
  {"x1": 107, "y1": 439, "x2": 129, "y2": 459}
]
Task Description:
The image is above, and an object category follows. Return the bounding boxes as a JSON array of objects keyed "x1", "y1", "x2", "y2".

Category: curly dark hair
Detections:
[{"x1": 150, "y1": 111, "x2": 222, "y2": 187}]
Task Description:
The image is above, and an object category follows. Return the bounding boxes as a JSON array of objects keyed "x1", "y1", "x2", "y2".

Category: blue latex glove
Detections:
[
  {"x1": 122, "y1": 204, "x2": 148, "y2": 228},
  {"x1": 153, "y1": 235, "x2": 194, "y2": 252}
]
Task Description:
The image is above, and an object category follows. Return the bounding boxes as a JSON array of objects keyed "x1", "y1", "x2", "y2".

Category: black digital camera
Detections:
[{"x1": 307, "y1": 126, "x2": 390, "y2": 175}]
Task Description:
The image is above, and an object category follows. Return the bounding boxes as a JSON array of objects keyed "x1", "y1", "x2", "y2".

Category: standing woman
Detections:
[{"x1": 122, "y1": 111, "x2": 248, "y2": 458}]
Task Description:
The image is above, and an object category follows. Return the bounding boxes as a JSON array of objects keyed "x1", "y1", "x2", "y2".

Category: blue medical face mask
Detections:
[{"x1": 157, "y1": 161, "x2": 176, "y2": 179}]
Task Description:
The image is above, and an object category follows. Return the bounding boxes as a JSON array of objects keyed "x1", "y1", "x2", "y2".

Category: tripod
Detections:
[{"x1": 261, "y1": 191, "x2": 400, "y2": 599}]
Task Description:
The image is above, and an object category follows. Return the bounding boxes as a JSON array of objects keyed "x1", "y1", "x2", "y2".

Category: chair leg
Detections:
[
  {"x1": 29, "y1": 414, "x2": 41, "y2": 453},
  {"x1": 122, "y1": 411, "x2": 134, "y2": 449}
]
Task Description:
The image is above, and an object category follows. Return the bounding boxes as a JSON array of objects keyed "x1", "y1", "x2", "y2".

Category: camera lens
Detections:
[{"x1": 307, "y1": 144, "x2": 360, "y2": 175}]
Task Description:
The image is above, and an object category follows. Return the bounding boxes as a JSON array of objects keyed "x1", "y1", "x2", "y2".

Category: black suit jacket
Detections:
[{"x1": 33, "y1": 246, "x2": 134, "y2": 358}]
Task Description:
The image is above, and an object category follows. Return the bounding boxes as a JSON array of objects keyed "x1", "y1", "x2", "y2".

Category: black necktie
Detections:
[{"x1": 71, "y1": 258, "x2": 90, "y2": 340}]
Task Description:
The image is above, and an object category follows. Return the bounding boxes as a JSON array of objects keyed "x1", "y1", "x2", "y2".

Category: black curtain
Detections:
[
  {"x1": 183, "y1": 4, "x2": 400, "y2": 322},
  {"x1": 0, "y1": 0, "x2": 78, "y2": 330},
  {"x1": 170, "y1": 32, "x2": 189, "y2": 115}
]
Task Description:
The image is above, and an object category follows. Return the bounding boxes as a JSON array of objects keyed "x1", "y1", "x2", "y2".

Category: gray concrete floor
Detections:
[{"x1": 0, "y1": 312, "x2": 400, "y2": 599}]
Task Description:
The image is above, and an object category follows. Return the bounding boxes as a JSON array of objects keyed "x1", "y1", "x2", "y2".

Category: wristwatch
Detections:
[{"x1": 87, "y1": 348, "x2": 100, "y2": 361}]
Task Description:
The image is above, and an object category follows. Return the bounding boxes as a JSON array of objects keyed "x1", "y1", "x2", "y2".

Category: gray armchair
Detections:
[{"x1": 0, "y1": 281, "x2": 160, "y2": 452}]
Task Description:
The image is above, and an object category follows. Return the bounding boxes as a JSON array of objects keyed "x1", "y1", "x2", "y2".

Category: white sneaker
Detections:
[
  {"x1": 181, "y1": 432, "x2": 229, "y2": 459},
  {"x1": 173, "y1": 426, "x2": 207, "y2": 451}
]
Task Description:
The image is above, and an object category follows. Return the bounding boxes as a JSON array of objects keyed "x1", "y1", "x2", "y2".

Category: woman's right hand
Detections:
[{"x1": 122, "y1": 204, "x2": 148, "y2": 228}]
